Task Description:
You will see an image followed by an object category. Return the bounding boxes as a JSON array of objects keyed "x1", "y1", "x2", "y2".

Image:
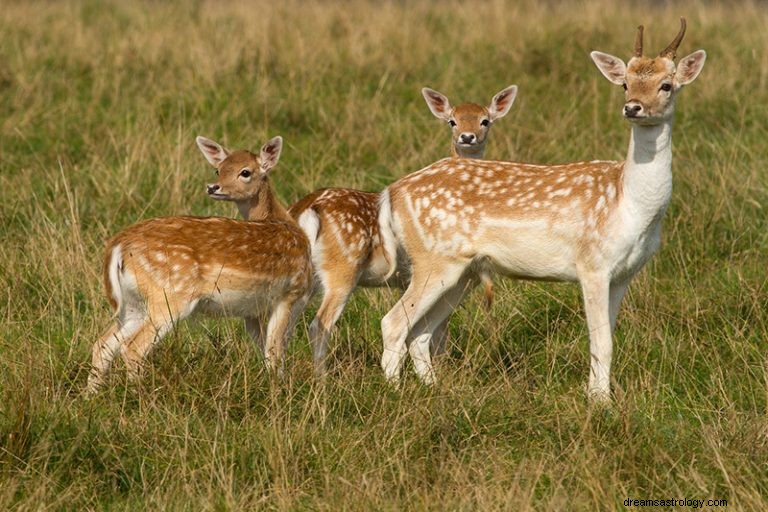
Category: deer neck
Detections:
[
  {"x1": 622, "y1": 119, "x2": 674, "y2": 219},
  {"x1": 238, "y1": 181, "x2": 292, "y2": 223},
  {"x1": 451, "y1": 142, "x2": 485, "y2": 160}
]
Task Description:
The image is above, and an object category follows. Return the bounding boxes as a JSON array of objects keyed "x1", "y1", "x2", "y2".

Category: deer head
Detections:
[
  {"x1": 422, "y1": 85, "x2": 517, "y2": 157},
  {"x1": 196, "y1": 135, "x2": 288, "y2": 221},
  {"x1": 590, "y1": 18, "x2": 706, "y2": 125}
]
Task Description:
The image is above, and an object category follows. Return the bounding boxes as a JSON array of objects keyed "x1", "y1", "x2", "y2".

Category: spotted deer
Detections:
[
  {"x1": 377, "y1": 19, "x2": 706, "y2": 401},
  {"x1": 287, "y1": 86, "x2": 518, "y2": 373},
  {"x1": 86, "y1": 136, "x2": 312, "y2": 394}
]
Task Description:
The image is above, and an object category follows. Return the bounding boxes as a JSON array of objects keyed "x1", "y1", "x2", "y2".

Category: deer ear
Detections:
[
  {"x1": 196, "y1": 136, "x2": 229, "y2": 167},
  {"x1": 590, "y1": 51, "x2": 627, "y2": 85},
  {"x1": 675, "y1": 50, "x2": 706, "y2": 86},
  {"x1": 422, "y1": 87, "x2": 452, "y2": 121},
  {"x1": 488, "y1": 85, "x2": 517, "y2": 121},
  {"x1": 259, "y1": 136, "x2": 283, "y2": 172}
]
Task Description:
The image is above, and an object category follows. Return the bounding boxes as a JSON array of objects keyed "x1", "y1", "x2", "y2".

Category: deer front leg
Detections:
[{"x1": 580, "y1": 273, "x2": 613, "y2": 402}]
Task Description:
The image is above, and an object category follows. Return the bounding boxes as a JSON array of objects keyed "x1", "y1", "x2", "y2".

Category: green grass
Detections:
[{"x1": 1, "y1": 0, "x2": 766, "y2": 509}]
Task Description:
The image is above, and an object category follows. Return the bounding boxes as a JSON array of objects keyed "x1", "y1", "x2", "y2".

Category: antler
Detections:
[
  {"x1": 634, "y1": 25, "x2": 644, "y2": 57},
  {"x1": 659, "y1": 17, "x2": 686, "y2": 60}
]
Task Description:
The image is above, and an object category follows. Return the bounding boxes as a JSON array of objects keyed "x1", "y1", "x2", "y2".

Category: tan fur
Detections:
[
  {"x1": 289, "y1": 88, "x2": 516, "y2": 371},
  {"x1": 389, "y1": 158, "x2": 625, "y2": 264},
  {"x1": 209, "y1": 149, "x2": 293, "y2": 222},
  {"x1": 448, "y1": 103, "x2": 492, "y2": 158},
  {"x1": 623, "y1": 57, "x2": 676, "y2": 117},
  {"x1": 87, "y1": 137, "x2": 312, "y2": 394},
  {"x1": 378, "y1": 20, "x2": 706, "y2": 401}
]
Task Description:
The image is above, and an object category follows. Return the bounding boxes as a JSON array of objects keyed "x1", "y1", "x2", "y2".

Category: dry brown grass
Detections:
[{"x1": 0, "y1": 0, "x2": 766, "y2": 509}]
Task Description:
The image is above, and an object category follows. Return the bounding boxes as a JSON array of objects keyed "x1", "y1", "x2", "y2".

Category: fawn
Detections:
[
  {"x1": 287, "y1": 86, "x2": 517, "y2": 373},
  {"x1": 377, "y1": 19, "x2": 706, "y2": 401},
  {"x1": 86, "y1": 136, "x2": 312, "y2": 394}
]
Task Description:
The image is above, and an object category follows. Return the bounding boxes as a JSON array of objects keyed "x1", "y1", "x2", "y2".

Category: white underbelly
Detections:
[
  {"x1": 473, "y1": 222, "x2": 580, "y2": 281},
  {"x1": 197, "y1": 284, "x2": 284, "y2": 317}
]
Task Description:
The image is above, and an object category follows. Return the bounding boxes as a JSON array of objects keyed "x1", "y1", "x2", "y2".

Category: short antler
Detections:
[
  {"x1": 634, "y1": 25, "x2": 644, "y2": 57},
  {"x1": 659, "y1": 17, "x2": 686, "y2": 59}
]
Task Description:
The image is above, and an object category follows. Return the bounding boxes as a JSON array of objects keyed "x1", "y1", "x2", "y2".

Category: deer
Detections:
[
  {"x1": 85, "y1": 136, "x2": 313, "y2": 395},
  {"x1": 377, "y1": 18, "x2": 706, "y2": 402},
  {"x1": 286, "y1": 86, "x2": 518, "y2": 373}
]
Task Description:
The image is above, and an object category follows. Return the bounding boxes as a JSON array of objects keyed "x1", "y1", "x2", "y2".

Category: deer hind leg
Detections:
[
  {"x1": 429, "y1": 318, "x2": 451, "y2": 357},
  {"x1": 381, "y1": 261, "x2": 468, "y2": 383},
  {"x1": 407, "y1": 273, "x2": 478, "y2": 384},
  {"x1": 245, "y1": 316, "x2": 267, "y2": 353},
  {"x1": 431, "y1": 270, "x2": 492, "y2": 357},
  {"x1": 580, "y1": 273, "x2": 613, "y2": 402},
  {"x1": 263, "y1": 294, "x2": 307, "y2": 376},
  {"x1": 120, "y1": 318, "x2": 176, "y2": 383},
  {"x1": 120, "y1": 297, "x2": 194, "y2": 384},
  {"x1": 85, "y1": 314, "x2": 144, "y2": 395},
  {"x1": 308, "y1": 263, "x2": 360, "y2": 375}
]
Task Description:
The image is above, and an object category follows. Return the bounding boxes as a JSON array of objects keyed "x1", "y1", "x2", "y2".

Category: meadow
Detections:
[{"x1": 0, "y1": 0, "x2": 766, "y2": 509}]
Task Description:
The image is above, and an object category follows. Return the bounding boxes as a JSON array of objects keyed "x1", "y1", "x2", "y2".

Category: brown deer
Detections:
[
  {"x1": 287, "y1": 86, "x2": 517, "y2": 373},
  {"x1": 86, "y1": 136, "x2": 312, "y2": 394},
  {"x1": 377, "y1": 19, "x2": 706, "y2": 401}
]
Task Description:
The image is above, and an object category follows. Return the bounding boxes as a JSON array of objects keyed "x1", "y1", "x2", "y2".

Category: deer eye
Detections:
[
  {"x1": 480, "y1": 119, "x2": 490, "y2": 127},
  {"x1": 660, "y1": 83, "x2": 672, "y2": 92},
  {"x1": 239, "y1": 169, "x2": 252, "y2": 178},
  {"x1": 214, "y1": 169, "x2": 219, "y2": 176},
  {"x1": 448, "y1": 120, "x2": 457, "y2": 127},
  {"x1": 622, "y1": 83, "x2": 628, "y2": 91}
]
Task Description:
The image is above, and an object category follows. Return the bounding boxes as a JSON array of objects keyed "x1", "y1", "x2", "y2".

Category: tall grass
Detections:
[{"x1": 0, "y1": 0, "x2": 766, "y2": 509}]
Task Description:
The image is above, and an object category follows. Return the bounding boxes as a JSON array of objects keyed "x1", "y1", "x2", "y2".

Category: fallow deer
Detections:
[
  {"x1": 288, "y1": 86, "x2": 518, "y2": 372},
  {"x1": 377, "y1": 19, "x2": 706, "y2": 401},
  {"x1": 86, "y1": 136, "x2": 312, "y2": 394}
]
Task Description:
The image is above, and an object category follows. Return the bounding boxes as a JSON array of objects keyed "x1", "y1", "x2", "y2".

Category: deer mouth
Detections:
[{"x1": 207, "y1": 191, "x2": 231, "y2": 200}]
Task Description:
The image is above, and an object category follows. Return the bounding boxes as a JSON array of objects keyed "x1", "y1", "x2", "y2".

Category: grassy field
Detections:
[{"x1": 1, "y1": 0, "x2": 766, "y2": 509}]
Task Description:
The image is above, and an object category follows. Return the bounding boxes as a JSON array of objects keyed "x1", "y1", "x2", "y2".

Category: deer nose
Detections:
[
  {"x1": 623, "y1": 103, "x2": 643, "y2": 117},
  {"x1": 207, "y1": 184, "x2": 220, "y2": 195},
  {"x1": 460, "y1": 133, "x2": 476, "y2": 144}
]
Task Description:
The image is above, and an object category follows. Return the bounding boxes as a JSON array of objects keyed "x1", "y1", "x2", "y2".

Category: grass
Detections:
[{"x1": 1, "y1": 0, "x2": 766, "y2": 509}]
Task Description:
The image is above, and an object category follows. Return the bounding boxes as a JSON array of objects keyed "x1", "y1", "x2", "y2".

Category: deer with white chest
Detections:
[
  {"x1": 377, "y1": 19, "x2": 706, "y2": 401},
  {"x1": 86, "y1": 136, "x2": 312, "y2": 394}
]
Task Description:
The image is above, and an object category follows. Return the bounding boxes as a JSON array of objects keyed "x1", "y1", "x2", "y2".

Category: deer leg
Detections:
[
  {"x1": 244, "y1": 316, "x2": 267, "y2": 353},
  {"x1": 308, "y1": 266, "x2": 359, "y2": 375},
  {"x1": 609, "y1": 278, "x2": 631, "y2": 330},
  {"x1": 85, "y1": 316, "x2": 143, "y2": 395},
  {"x1": 381, "y1": 262, "x2": 467, "y2": 383},
  {"x1": 120, "y1": 299, "x2": 192, "y2": 384},
  {"x1": 580, "y1": 273, "x2": 613, "y2": 402},
  {"x1": 407, "y1": 273, "x2": 478, "y2": 384},
  {"x1": 430, "y1": 318, "x2": 451, "y2": 357},
  {"x1": 119, "y1": 317, "x2": 177, "y2": 383},
  {"x1": 263, "y1": 295, "x2": 306, "y2": 376}
]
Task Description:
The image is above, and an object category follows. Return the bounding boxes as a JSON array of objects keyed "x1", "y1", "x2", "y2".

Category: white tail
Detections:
[
  {"x1": 86, "y1": 136, "x2": 313, "y2": 394},
  {"x1": 285, "y1": 87, "x2": 517, "y2": 373},
  {"x1": 379, "y1": 19, "x2": 706, "y2": 401}
]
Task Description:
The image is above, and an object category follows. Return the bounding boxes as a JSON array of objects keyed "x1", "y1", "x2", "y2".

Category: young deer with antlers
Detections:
[
  {"x1": 378, "y1": 19, "x2": 706, "y2": 401},
  {"x1": 86, "y1": 136, "x2": 312, "y2": 394},
  {"x1": 288, "y1": 86, "x2": 517, "y2": 372}
]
